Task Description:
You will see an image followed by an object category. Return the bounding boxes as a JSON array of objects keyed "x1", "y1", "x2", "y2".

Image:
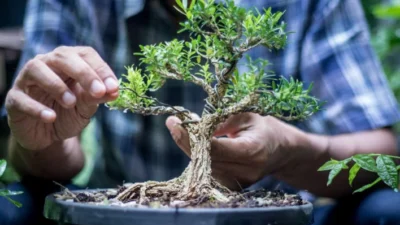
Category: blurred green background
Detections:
[
  {"x1": 362, "y1": 0, "x2": 400, "y2": 133},
  {"x1": 1, "y1": 0, "x2": 400, "y2": 188}
]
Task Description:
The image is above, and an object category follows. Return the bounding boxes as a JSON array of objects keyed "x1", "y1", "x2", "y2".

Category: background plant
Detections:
[
  {"x1": 319, "y1": 154, "x2": 400, "y2": 193},
  {"x1": 363, "y1": 0, "x2": 400, "y2": 129},
  {"x1": 320, "y1": 1, "x2": 400, "y2": 193},
  {"x1": 0, "y1": 160, "x2": 22, "y2": 207}
]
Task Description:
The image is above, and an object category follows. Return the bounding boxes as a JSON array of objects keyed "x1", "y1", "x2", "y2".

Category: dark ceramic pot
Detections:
[{"x1": 43, "y1": 190, "x2": 314, "y2": 225}]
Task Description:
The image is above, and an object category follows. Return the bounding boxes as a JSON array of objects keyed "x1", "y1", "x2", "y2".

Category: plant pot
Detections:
[{"x1": 43, "y1": 190, "x2": 314, "y2": 225}]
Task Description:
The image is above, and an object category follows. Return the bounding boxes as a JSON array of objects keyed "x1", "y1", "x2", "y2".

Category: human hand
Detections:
[
  {"x1": 5, "y1": 46, "x2": 119, "y2": 150},
  {"x1": 166, "y1": 113, "x2": 307, "y2": 190}
]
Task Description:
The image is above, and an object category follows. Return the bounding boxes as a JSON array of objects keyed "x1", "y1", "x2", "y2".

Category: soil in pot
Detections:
[
  {"x1": 44, "y1": 186, "x2": 313, "y2": 225},
  {"x1": 54, "y1": 186, "x2": 305, "y2": 208}
]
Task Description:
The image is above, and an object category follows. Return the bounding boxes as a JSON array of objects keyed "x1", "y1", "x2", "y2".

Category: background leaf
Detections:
[
  {"x1": 0, "y1": 160, "x2": 6, "y2": 177},
  {"x1": 318, "y1": 160, "x2": 339, "y2": 171},
  {"x1": 349, "y1": 164, "x2": 361, "y2": 187},
  {"x1": 0, "y1": 190, "x2": 23, "y2": 196},
  {"x1": 376, "y1": 155, "x2": 398, "y2": 190},
  {"x1": 353, "y1": 155, "x2": 377, "y2": 172},
  {"x1": 373, "y1": 5, "x2": 400, "y2": 19},
  {"x1": 175, "y1": 0, "x2": 184, "y2": 10},
  {"x1": 353, "y1": 177, "x2": 382, "y2": 194},
  {"x1": 1, "y1": 195, "x2": 22, "y2": 208},
  {"x1": 327, "y1": 164, "x2": 343, "y2": 186},
  {"x1": 0, "y1": 189, "x2": 23, "y2": 208}
]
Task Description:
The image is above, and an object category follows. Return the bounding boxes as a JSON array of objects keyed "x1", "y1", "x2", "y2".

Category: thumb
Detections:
[{"x1": 165, "y1": 116, "x2": 191, "y2": 156}]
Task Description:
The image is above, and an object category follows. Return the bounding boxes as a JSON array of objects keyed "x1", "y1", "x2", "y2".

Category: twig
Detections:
[
  {"x1": 53, "y1": 181, "x2": 80, "y2": 202},
  {"x1": 120, "y1": 87, "x2": 192, "y2": 119}
]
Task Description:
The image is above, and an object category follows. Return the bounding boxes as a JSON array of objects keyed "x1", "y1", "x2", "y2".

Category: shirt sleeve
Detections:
[
  {"x1": 1, "y1": 0, "x2": 111, "y2": 118},
  {"x1": 296, "y1": 0, "x2": 400, "y2": 135}
]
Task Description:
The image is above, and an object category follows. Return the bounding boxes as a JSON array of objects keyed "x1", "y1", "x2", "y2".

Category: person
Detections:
[{"x1": 1, "y1": 0, "x2": 400, "y2": 224}]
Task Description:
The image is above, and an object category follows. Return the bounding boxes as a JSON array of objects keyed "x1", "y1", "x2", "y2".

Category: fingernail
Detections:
[
  {"x1": 41, "y1": 109, "x2": 55, "y2": 121},
  {"x1": 90, "y1": 80, "x2": 105, "y2": 96},
  {"x1": 104, "y1": 78, "x2": 118, "y2": 92},
  {"x1": 62, "y1": 91, "x2": 76, "y2": 106}
]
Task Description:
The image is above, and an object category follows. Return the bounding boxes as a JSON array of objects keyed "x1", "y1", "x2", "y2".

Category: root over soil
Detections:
[{"x1": 54, "y1": 178, "x2": 305, "y2": 209}]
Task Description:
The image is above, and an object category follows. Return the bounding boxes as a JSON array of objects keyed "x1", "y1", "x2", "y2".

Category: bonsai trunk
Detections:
[
  {"x1": 181, "y1": 115, "x2": 217, "y2": 198},
  {"x1": 115, "y1": 115, "x2": 229, "y2": 203}
]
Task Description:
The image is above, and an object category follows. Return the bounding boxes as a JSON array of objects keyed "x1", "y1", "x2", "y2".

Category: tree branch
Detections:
[
  {"x1": 211, "y1": 60, "x2": 238, "y2": 106},
  {"x1": 157, "y1": 69, "x2": 216, "y2": 99},
  {"x1": 110, "y1": 87, "x2": 192, "y2": 119},
  {"x1": 219, "y1": 93, "x2": 259, "y2": 117},
  {"x1": 237, "y1": 38, "x2": 263, "y2": 53},
  {"x1": 156, "y1": 70, "x2": 181, "y2": 80},
  {"x1": 127, "y1": 105, "x2": 190, "y2": 116},
  {"x1": 230, "y1": 21, "x2": 243, "y2": 43}
]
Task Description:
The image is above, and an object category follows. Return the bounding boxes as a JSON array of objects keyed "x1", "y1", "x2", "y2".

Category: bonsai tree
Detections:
[{"x1": 106, "y1": 0, "x2": 320, "y2": 205}]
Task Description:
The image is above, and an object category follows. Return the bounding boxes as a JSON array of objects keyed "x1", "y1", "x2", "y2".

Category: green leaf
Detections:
[
  {"x1": 0, "y1": 189, "x2": 23, "y2": 196},
  {"x1": 352, "y1": 154, "x2": 377, "y2": 172},
  {"x1": 175, "y1": 0, "x2": 184, "y2": 10},
  {"x1": 0, "y1": 160, "x2": 6, "y2": 177},
  {"x1": 376, "y1": 155, "x2": 398, "y2": 190},
  {"x1": 189, "y1": 0, "x2": 196, "y2": 10},
  {"x1": 2, "y1": 195, "x2": 22, "y2": 207},
  {"x1": 349, "y1": 164, "x2": 361, "y2": 187},
  {"x1": 273, "y1": 11, "x2": 284, "y2": 24},
  {"x1": 318, "y1": 160, "x2": 340, "y2": 171},
  {"x1": 173, "y1": 6, "x2": 186, "y2": 15},
  {"x1": 353, "y1": 177, "x2": 382, "y2": 194},
  {"x1": 327, "y1": 164, "x2": 343, "y2": 186},
  {"x1": 0, "y1": 189, "x2": 23, "y2": 208},
  {"x1": 182, "y1": 0, "x2": 188, "y2": 9},
  {"x1": 373, "y1": 5, "x2": 400, "y2": 19}
]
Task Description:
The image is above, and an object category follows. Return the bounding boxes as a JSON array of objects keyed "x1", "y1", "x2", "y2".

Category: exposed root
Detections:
[
  {"x1": 117, "y1": 179, "x2": 180, "y2": 203},
  {"x1": 114, "y1": 177, "x2": 233, "y2": 207},
  {"x1": 54, "y1": 181, "x2": 306, "y2": 208}
]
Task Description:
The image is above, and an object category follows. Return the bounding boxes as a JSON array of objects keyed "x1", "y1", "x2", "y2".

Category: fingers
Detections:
[
  {"x1": 214, "y1": 113, "x2": 254, "y2": 137},
  {"x1": 166, "y1": 114, "x2": 260, "y2": 162},
  {"x1": 212, "y1": 162, "x2": 264, "y2": 189},
  {"x1": 166, "y1": 116, "x2": 191, "y2": 156},
  {"x1": 46, "y1": 47, "x2": 107, "y2": 98},
  {"x1": 76, "y1": 47, "x2": 119, "y2": 94},
  {"x1": 5, "y1": 89, "x2": 56, "y2": 123},
  {"x1": 15, "y1": 58, "x2": 76, "y2": 108},
  {"x1": 210, "y1": 136, "x2": 257, "y2": 162},
  {"x1": 70, "y1": 82, "x2": 117, "y2": 119}
]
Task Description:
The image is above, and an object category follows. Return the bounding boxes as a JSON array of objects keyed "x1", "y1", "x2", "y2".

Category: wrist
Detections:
[{"x1": 9, "y1": 136, "x2": 84, "y2": 180}]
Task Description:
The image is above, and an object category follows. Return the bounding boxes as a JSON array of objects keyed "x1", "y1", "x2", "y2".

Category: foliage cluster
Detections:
[
  {"x1": 108, "y1": 0, "x2": 320, "y2": 123},
  {"x1": 320, "y1": 154, "x2": 400, "y2": 193}
]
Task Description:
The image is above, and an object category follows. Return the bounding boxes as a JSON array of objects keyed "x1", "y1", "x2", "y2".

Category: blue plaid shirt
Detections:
[{"x1": 4, "y1": 0, "x2": 400, "y2": 189}]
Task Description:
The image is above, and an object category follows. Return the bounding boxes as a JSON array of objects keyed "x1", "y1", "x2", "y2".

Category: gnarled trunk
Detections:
[{"x1": 181, "y1": 115, "x2": 217, "y2": 198}]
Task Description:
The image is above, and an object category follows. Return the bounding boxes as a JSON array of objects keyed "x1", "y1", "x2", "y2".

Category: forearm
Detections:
[
  {"x1": 278, "y1": 128, "x2": 398, "y2": 198},
  {"x1": 8, "y1": 135, "x2": 85, "y2": 181}
]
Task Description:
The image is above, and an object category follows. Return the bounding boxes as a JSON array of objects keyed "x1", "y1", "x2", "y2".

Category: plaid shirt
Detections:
[{"x1": 3, "y1": 0, "x2": 400, "y2": 189}]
